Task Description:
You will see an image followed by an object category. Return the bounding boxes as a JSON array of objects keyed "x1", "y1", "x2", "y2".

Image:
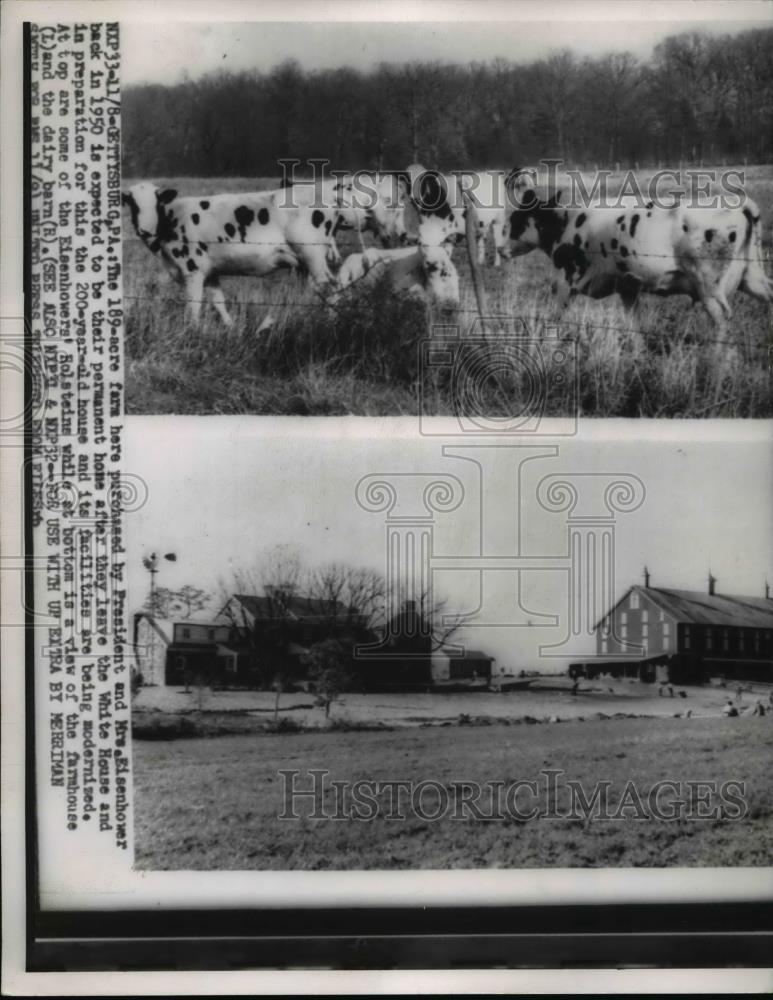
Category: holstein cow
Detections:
[
  {"x1": 336, "y1": 216, "x2": 460, "y2": 308},
  {"x1": 273, "y1": 173, "x2": 409, "y2": 251},
  {"x1": 337, "y1": 172, "x2": 411, "y2": 248},
  {"x1": 407, "y1": 163, "x2": 535, "y2": 266},
  {"x1": 122, "y1": 182, "x2": 342, "y2": 326},
  {"x1": 503, "y1": 187, "x2": 773, "y2": 326}
]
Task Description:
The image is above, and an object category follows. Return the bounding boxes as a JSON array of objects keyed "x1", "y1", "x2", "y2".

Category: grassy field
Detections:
[
  {"x1": 133, "y1": 713, "x2": 773, "y2": 869},
  {"x1": 123, "y1": 168, "x2": 773, "y2": 418}
]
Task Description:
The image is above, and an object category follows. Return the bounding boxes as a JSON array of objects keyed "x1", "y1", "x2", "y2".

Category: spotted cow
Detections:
[
  {"x1": 274, "y1": 173, "x2": 410, "y2": 250},
  {"x1": 336, "y1": 216, "x2": 460, "y2": 307},
  {"x1": 407, "y1": 163, "x2": 535, "y2": 266},
  {"x1": 122, "y1": 182, "x2": 342, "y2": 326},
  {"x1": 503, "y1": 188, "x2": 773, "y2": 326}
]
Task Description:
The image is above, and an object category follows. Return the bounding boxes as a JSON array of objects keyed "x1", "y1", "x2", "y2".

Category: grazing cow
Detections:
[
  {"x1": 122, "y1": 182, "x2": 341, "y2": 325},
  {"x1": 337, "y1": 217, "x2": 460, "y2": 307},
  {"x1": 407, "y1": 163, "x2": 535, "y2": 266},
  {"x1": 503, "y1": 187, "x2": 773, "y2": 326}
]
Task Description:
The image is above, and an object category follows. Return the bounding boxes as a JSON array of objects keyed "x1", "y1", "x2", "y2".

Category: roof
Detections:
[
  {"x1": 228, "y1": 593, "x2": 355, "y2": 621},
  {"x1": 640, "y1": 587, "x2": 773, "y2": 629}
]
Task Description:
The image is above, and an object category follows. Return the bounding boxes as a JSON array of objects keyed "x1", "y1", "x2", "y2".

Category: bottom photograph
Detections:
[{"x1": 124, "y1": 420, "x2": 772, "y2": 871}]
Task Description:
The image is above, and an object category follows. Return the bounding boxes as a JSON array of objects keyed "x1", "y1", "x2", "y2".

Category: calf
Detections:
[
  {"x1": 337, "y1": 217, "x2": 460, "y2": 307},
  {"x1": 503, "y1": 189, "x2": 773, "y2": 326},
  {"x1": 408, "y1": 163, "x2": 535, "y2": 266},
  {"x1": 122, "y1": 182, "x2": 340, "y2": 326}
]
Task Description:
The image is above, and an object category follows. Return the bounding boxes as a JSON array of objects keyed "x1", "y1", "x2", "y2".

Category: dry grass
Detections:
[
  {"x1": 123, "y1": 169, "x2": 773, "y2": 417},
  {"x1": 132, "y1": 714, "x2": 773, "y2": 869}
]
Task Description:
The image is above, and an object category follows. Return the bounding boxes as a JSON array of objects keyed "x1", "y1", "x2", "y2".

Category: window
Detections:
[
  {"x1": 642, "y1": 622, "x2": 649, "y2": 638},
  {"x1": 630, "y1": 593, "x2": 640, "y2": 610},
  {"x1": 601, "y1": 639, "x2": 608, "y2": 654},
  {"x1": 642, "y1": 609, "x2": 649, "y2": 624},
  {"x1": 706, "y1": 628, "x2": 712, "y2": 650},
  {"x1": 182, "y1": 627, "x2": 190, "y2": 640},
  {"x1": 620, "y1": 623, "x2": 628, "y2": 639},
  {"x1": 723, "y1": 629, "x2": 729, "y2": 651},
  {"x1": 755, "y1": 631, "x2": 760, "y2": 653},
  {"x1": 663, "y1": 622, "x2": 671, "y2": 637},
  {"x1": 621, "y1": 612, "x2": 628, "y2": 625},
  {"x1": 659, "y1": 611, "x2": 666, "y2": 622},
  {"x1": 684, "y1": 626, "x2": 691, "y2": 650},
  {"x1": 663, "y1": 632, "x2": 670, "y2": 651},
  {"x1": 208, "y1": 629, "x2": 215, "y2": 640},
  {"x1": 738, "y1": 631, "x2": 745, "y2": 652}
]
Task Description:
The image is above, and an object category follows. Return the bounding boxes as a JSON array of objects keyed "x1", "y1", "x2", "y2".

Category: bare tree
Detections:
[
  {"x1": 306, "y1": 563, "x2": 386, "y2": 631},
  {"x1": 217, "y1": 545, "x2": 306, "y2": 706},
  {"x1": 169, "y1": 585, "x2": 211, "y2": 619}
]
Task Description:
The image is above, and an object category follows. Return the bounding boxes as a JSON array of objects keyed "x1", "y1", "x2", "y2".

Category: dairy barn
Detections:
[{"x1": 571, "y1": 571, "x2": 773, "y2": 685}]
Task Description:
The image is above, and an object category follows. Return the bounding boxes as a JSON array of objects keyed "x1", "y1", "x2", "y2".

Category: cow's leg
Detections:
[
  {"x1": 206, "y1": 277, "x2": 233, "y2": 328},
  {"x1": 183, "y1": 269, "x2": 206, "y2": 325},
  {"x1": 493, "y1": 222, "x2": 507, "y2": 268},
  {"x1": 326, "y1": 238, "x2": 342, "y2": 269},
  {"x1": 618, "y1": 275, "x2": 643, "y2": 314},
  {"x1": 700, "y1": 296, "x2": 727, "y2": 329},
  {"x1": 553, "y1": 275, "x2": 572, "y2": 310},
  {"x1": 477, "y1": 223, "x2": 487, "y2": 266}
]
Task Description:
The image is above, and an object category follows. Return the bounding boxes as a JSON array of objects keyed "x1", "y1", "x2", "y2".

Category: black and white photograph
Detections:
[
  {"x1": 125, "y1": 420, "x2": 773, "y2": 871},
  {"x1": 4, "y1": 0, "x2": 773, "y2": 989},
  {"x1": 121, "y1": 15, "x2": 773, "y2": 419}
]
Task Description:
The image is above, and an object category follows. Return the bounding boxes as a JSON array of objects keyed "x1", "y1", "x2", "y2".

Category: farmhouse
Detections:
[
  {"x1": 216, "y1": 591, "x2": 369, "y2": 686},
  {"x1": 132, "y1": 614, "x2": 236, "y2": 686},
  {"x1": 574, "y1": 572, "x2": 773, "y2": 685}
]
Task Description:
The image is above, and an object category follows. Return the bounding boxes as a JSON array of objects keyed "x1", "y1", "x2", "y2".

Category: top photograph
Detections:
[{"x1": 121, "y1": 18, "x2": 773, "y2": 419}]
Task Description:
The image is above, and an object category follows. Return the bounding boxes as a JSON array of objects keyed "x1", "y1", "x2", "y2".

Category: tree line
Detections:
[{"x1": 123, "y1": 27, "x2": 773, "y2": 178}]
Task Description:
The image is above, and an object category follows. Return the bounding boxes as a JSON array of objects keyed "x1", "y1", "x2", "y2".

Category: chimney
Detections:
[
  {"x1": 708, "y1": 572, "x2": 717, "y2": 596},
  {"x1": 766, "y1": 580, "x2": 770, "y2": 600},
  {"x1": 643, "y1": 566, "x2": 650, "y2": 589}
]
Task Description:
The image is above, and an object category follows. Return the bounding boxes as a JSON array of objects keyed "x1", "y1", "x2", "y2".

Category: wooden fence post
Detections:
[{"x1": 463, "y1": 189, "x2": 488, "y2": 333}]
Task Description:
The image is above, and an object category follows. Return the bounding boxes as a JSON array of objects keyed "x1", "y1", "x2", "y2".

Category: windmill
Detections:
[{"x1": 143, "y1": 551, "x2": 177, "y2": 615}]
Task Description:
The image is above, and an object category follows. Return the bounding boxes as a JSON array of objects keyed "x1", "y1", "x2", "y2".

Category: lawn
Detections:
[{"x1": 132, "y1": 714, "x2": 773, "y2": 870}]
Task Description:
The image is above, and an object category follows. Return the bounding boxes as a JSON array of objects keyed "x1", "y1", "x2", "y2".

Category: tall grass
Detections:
[{"x1": 124, "y1": 172, "x2": 773, "y2": 417}]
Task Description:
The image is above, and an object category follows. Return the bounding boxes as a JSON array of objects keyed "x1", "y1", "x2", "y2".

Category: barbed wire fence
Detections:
[{"x1": 120, "y1": 214, "x2": 773, "y2": 353}]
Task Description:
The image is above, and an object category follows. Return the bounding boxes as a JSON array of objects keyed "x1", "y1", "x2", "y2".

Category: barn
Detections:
[{"x1": 574, "y1": 573, "x2": 773, "y2": 685}]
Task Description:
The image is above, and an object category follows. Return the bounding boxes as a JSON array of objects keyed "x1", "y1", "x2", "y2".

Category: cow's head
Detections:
[
  {"x1": 503, "y1": 189, "x2": 566, "y2": 258},
  {"x1": 420, "y1": 244, "x2": 460, "y2": 308},
  {"x1": 121, "y1": 182, "x2": 177, "y2": 241},
  {"x1": 417, "y1": 215, "x2": 461, "y2": 251},
  {"x1": 410, "y1": 169, "x2": 466, "y2": 243}
]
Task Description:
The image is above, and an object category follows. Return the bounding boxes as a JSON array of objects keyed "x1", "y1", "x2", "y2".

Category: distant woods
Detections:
[{"x1": 123, "y1": 28, "x2": 773, "y2": 177}]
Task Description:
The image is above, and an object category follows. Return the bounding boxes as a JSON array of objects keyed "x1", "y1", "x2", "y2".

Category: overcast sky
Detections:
[
  {"x1": 124, "y1": 419, "x2": 772, "y2": 675},
  {"x1": 121, "y1": 3, "x2": 772, "y2": 87}
]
